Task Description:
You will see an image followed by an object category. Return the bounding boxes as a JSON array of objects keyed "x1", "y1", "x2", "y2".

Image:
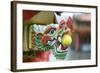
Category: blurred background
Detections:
[{"x1": 67, "y1": 13, "x2": 91, "y2": 60}]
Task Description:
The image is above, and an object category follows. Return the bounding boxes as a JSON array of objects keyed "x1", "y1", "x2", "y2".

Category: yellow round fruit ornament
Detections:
[{"x1": 61, "y1": 34, "x2": 72, "y2": 47}]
